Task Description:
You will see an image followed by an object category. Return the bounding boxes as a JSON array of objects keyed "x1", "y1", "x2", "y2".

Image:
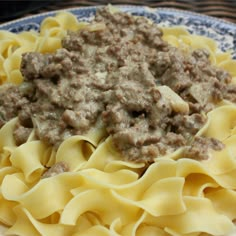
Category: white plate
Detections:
[{"x1": 0, "y1": 5, "x2": 236, "y2": 236}]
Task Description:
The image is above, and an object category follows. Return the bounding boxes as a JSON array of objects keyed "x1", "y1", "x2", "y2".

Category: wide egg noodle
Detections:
[
  {"x1": 40, "y1": 12, "x2": 89, "y2": 36},
  {"x1": 36, "y1": 12, "x2": 89, "y2": 54},
  {"x1": 71, "y1": 169, "x2": 139, "y2": 191},
  {"x1": 0, "y1": 7, "x2": 236, "y2": 236},
  {"x1": 9, "y1": 141, "x2": 50, "y2": 183},
  {"x1": 161, "y1": 26, "x2": 217, "y2": 63},
  {"x1": 0, "y1": 118, "x2": 18, "y2": 150},
  {"x1": 2, "y1": 173, "x2": 85, "y2": 220},
  {"x1": 0, "y1": 169, "x2": 18, "y2": 226},
  {"x1": 60, "y1": 189, "x2": 141, "y2": 227},
  {"x1": 55, "y1": 135, "x2": 96, "y2": 171},
  {"x1": 112, "y1": 160, "x2": 186, "y2": 217},
  {"x1": 218, "y1": 60, "x2": 236, "y2": 77},
  {"x1": 0, "y1": 31, "x2": 37, "y2": 84},
  {"x1": 203, "y1": 135, "x2": 236, "y2": 176},
  {"x1": 83, "y1": 136, "x2": 145, "y2": 173},
  {"x1": 142, "y1": 197, "x2": 233, "y2": 235},
  {"x1": 204, "y1": 105, "x2": 236, "y2": 141},
  {"x1": 6, "y1": 205, "x2": 73, "y2": 236},
  {"x1": 0, "y1": 12, "x2": 87, "y2": 84}
]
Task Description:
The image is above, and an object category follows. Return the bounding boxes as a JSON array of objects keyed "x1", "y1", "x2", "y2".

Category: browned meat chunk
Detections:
[
  {"x1": 184, "y1": 136, "x2": 225, "y2": 160},
  {"x1": 42, "y1": 162, "x2": 69, "y2": 178}
]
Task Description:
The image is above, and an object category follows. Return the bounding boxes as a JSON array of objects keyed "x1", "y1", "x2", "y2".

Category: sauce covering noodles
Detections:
[{"x1": 0, "y1": 6, "x2": 236, "y2": 236}]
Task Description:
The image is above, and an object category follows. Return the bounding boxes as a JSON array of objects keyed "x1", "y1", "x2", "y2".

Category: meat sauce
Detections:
[{"x1": 0, "y1": 7, "x2": 235, "y2": 163}]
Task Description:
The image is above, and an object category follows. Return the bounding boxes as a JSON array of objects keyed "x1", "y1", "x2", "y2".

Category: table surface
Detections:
[{"x1": 0, "y1": 0, "x2": 236, "y2": 24}]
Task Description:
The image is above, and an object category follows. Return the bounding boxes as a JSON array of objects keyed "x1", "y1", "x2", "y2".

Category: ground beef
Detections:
[
  {"x1": 184, "y1": 136, "x2": 225, "y2": 160},
  {"x1": 170, "y1": 114, "x2": 206, "y2": 140},
  {"x1": 0, "y1": 84, "x2": 29, "y2": 127},
  {"x1": 13, "y1": 122, "x2": 32, "y2": 145},
  {"x1": 41, "y1": 162, "x2": 69, "y2": 178},
  {"x1": 0, "y1": 7, "x2": 234, "y2": 163}
]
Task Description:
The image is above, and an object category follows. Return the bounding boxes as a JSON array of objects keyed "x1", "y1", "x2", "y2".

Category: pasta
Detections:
[{"x1": 0, "y1": 7, "x2": 236, "y2": 236}]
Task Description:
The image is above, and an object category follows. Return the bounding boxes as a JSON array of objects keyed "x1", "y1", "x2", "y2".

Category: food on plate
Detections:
[{"x1": 0, "y1": 6, "x2": 236, "y2": 236}]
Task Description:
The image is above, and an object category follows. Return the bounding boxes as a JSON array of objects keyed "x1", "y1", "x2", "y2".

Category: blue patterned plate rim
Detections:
[
  {"x1": 0, "y1": 5, "x2": 235, "y2": 57},
  {"x1": 0, "y1": 5, "x2": 236, "y2": 28}
]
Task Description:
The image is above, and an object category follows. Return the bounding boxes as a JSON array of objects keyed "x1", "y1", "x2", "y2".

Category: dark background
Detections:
[{"x1": 0, "y1": 0, "x2": 236, "y2": 23}]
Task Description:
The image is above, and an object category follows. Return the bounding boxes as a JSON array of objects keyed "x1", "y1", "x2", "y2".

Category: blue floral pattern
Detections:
[{"x1": 0, "y1": 6, "x2": 235, "y2": 58}]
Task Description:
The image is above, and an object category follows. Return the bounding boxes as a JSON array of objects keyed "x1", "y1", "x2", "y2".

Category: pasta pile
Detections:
[{"x1": 0, "y1": 9, "x2": 236, "y2": 236}]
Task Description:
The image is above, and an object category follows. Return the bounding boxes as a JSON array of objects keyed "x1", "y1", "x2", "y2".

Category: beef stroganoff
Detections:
[{"x1": 0, "y1": 6, "x2": 236, "y2": 236}]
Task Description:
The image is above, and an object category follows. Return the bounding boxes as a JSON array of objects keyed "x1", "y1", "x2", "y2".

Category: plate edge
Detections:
[{"x1": 0, "y1": 5, "x2": 235, "y2": 30}]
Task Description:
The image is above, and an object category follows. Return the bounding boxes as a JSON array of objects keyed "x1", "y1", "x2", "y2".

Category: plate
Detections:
[
  {"x1": 0, "y1": 5, "x2": 236, "y2": 58},
  {"x1": 0, "y1": 5, "x2": 236, "y2": 236}
]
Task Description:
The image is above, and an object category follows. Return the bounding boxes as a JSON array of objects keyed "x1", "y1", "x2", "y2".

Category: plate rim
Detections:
[
  {"x1": 0, "y1": 4, "x2": 236, "y2": 30},
  {"x1": 0, "y1": 4, "x2": 236, "y2": 236}
]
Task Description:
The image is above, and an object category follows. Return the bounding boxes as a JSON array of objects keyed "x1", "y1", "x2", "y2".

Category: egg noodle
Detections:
[{"x1": 1, "y1": 8, "x2": 236, "y2": 236}]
